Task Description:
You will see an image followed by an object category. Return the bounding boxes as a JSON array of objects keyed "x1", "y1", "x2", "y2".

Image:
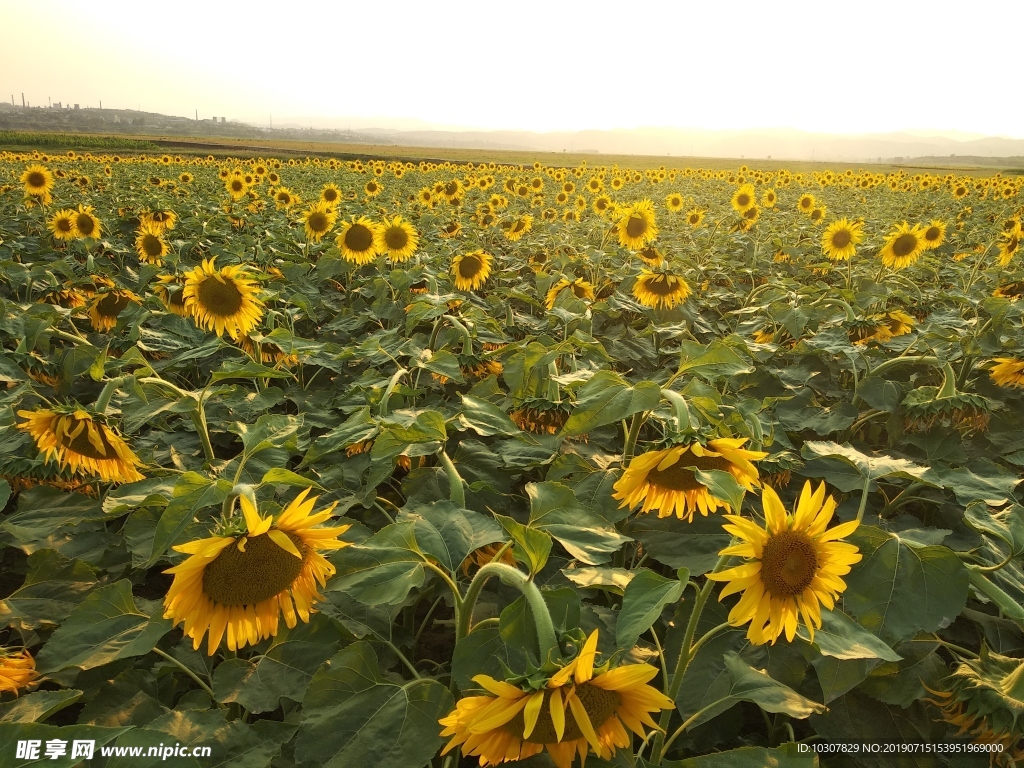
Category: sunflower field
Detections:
[{"x1": 0, "y1": 148, "x2": 1023, "y2": 768}]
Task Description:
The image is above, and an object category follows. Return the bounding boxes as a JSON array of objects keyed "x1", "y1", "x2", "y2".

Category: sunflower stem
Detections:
[
  {"x1": 151, "y1": 647, "x2": 219, "y2": 703},
  {"x1": 622, "y1": 412, "x2": 646, "y2": 467},
  {"x1": 852, "y1": 355, "x2": 941, "y2": 407},
  {"x1": 384, "y1": 641, "x2": 423, "y2": 680},
  {"x1": 442, "y1": 315, "x2": 473, "y2": 356},
  {"x1": 93, "y1": 376, "x2": 127, "y2": 414},
  {"x1": 457, "y1": 562, "x2": 558, "y2": 664},
  {"x1": 854, "y1": 476, "x2": 873, "y2": 525},
  {"x1": 437, "y1": 450, "x2": 466, "y2": 507},
  {"x1": 968, "y1": 567, "x2": 1024, "y2": 627},
  {"x1": 379, "y1": 367, "x2": 409, "y2": 416}
]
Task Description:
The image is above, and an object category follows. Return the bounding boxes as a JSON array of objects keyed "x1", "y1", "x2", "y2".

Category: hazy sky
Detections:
[{"x1": 3, "y1": 0, "x2": 1024, "y2": 138}]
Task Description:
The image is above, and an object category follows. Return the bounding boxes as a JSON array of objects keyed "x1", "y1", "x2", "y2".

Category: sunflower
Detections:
[
  {"x1": 797, "y1": 193, "x2": 816, "y2": 214},
  {"x1": 545, "y1": 278, "x2": 595, "y2": 310},
  {"x1": 135, "y1": 223, "x2": 170, "y2": 265},
  {"x1": 993, "y1": 281, "x2": 1024, "y2": 300},
  {"x1": 665, "y1": 193, "x2": 684, "y2": 212},
  {"x1": 0, "y1": 649, "x2": 37, "y2": 696},
  {"x1": 613, "y1": 438, "x2": 767, "y2": 522},
  {"x1": 154, "y1": 274, "x2": 188, "y2": 316},
  {"x1": 21, "y1": 164, "x2": 54, "y2": 198},
  {"x1": 638, "y1": 246, "x2": 663, "y2": 266},
  {"x1": 162, "y1": 489, "x2": 351, "y2": 654},
  {"x1": 439, "y1": 629, "x2": 673, "y2": 768},
  {"x1": 632, "y1": 270, "x2": 691, "y2": 310},
  {"x1": 273, "y1": 187, "x2": 300, "y2": 210},
  {"x1": 336, "y1": 216, "x2": 381, "y2": 264},
  {"x1": 300, "y1": 201, "x2": 337, "y2": 242},
  {"x1": 452, "y1": 250, "x2": 493, "y2": 291},
  {"x1": 762, "y1": 188, "x2": 778, "y2": 208},
  {"x1": 685, "y1": 208, "x2": 704, "y2": 227},
  {"x1": 364, "y1": 179, "x2": 383, "y2": 198},
  {"x1": 731, "y1": 184, "x2": 756, "y2": 213},
  {"x1": 182, "y1": 258, "x2": 265, "y2": 340},
  {"x1": 997, "y1": 231, "x2": 1020, "y2": 267},
  {"x1": 47, "y1": 208, "x2": 77, "y2": 241},
  {"x1": 73, "y1": 204, "x2": 102, "y2": 240},
  {"x1": 808, "y1": 206, "x2": 827, "y2": 225},
  {"x1": 141, "y1": 209, "x2": 177, "y2": 232},
  {"x1": 17, "y1": 407, "x2": 145, "y2": 484},
  {"x1": 821, "y1": 218, "x2": 864, "y2": 261},
  {"x1": 879, "y1": 222, "x2": 926, "y2": 269},
  {"x1": 376, "y1": 215, "x2": 419, "y2": 262},
  {"x1": 225, "y1": 176, "x2": 248, "y2": 200},
  {"x1": 439, "y1": 220, "x2": 462, "y2": 238},
  {"x1": 990, "y1": 359, "x2": 1024, "y2": 389},
  {"x1": 921, "y1": 220, "x2": 946, "y2": 250},
  {"x1": 615, "y1": 200, "x2": 658, "y2": 250},
  {"x1": 504, "y1": 215, "x2": 533, "y2": 242},
  {"x1": 320, "y1": 183, "x2": 342, "y2": 207},
  {"x1": 707, "y1": 482, "x2": 862, "y2": 645},
  {"x1": 88, "y1": 289, "x2": 139, "y2": 332},
  {"x1": 593, "y1": 195, "x2": 613, "y2": 216}
]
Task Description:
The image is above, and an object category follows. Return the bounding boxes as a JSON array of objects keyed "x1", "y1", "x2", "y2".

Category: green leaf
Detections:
[
  {"x1": 102, "y1": 477, "x2": 176, "y2": 516},
  {"x1": 0, "y1": 723, "x2": 129, "y2": 767},
  {"x1": 676, "y1": 338, "x2": 755, "y2": 379},
  {"x1": 210, "y1": 359, "x2": 295, "y2": 382},
  {"x1": 295, "y1": 642, "x2": 454, "y2": 768},
  {"x1": 145, "y1": 473, "x2": 230, "y2": 567},
  {"x1": 328, "y1": 523, "x2": 426, "y2": 605},
  {"x1": 930, "y1": 460, "x2": 1024, "y2": 506},
  {"x1": 212, "y1": 615, "x2": 345, "y2": 713},
  {"x1": 843, "y1": 525, "x2": 969, "y2": 644},
  {"x1": 260, "y1": 468, "x2": 323, "y2": 489},
  {"x1": 796, "y1": 609, "x2": 901, "y2": 661},
  {"x1": 721, "y1": 651, "x2": 826, "y2": 719},
  {"x1": 458, "y1": 394, "x2": 521, "y2": 437},
  {"x1": 800, "y1": 441, "x2": 939, "y2": 483},
  {"x1": 693, "y1": 468, "x2": 746, "y2": 514},
  {"x1": 625, "y1": 513, "x2": 731, "y2": 575},
  {"x1": 616, "y1": 568, "x2": 684, "y2": 651},
  {"x1": 0, "y1": 550, "x2": 98, "y2": 630},
  {"x1": 562, "y1": 567, "x2": 635, "y2": 593},
  {"x1": 0, "y1": 689, "x2": 82, "y2": 723},
  {"x1": 399, "y1": 500, "x2": 505, "y2": 572},
  {"x1": 494, "y1": 513, "x2": 551, "y2": 575},
  {"x1": 34, "y1": 580, "x2": 172, "y2": 673},
  {"x1": 661, "y1": 744, "x2": 815, "y2": 767},
  {"x1": 527, "y1": 481, "x2": 630, "y2": 565},
  {"x1": 0, "y1": 479, "x2": 9, "y2": 511},
  {"x1": 322, "y1": 594, "x2": 402, "y2": 644},
  {"x1": 413, "y1": 348, "x2": 464, "y2": 382},
  {"x1": 452, "y1": 626, "x2": 511, "y2": 690},
  {"x1": 2, "y1": 487, "x2": 105, "y2": 546},
  {"x1": 560, "y1": 370, "x2": 661, "y2": 436},
  {"x1": 776, "y1": 396, "x2": 858, "y2": 434}
]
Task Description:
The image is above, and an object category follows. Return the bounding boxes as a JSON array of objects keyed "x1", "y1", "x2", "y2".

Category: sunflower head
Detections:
[
  {"x1": 21, "y1": 164, "x2": 54, "y2": 197},
  {"x1": 452, "y1": 250, "x2": 493, "y2": 292},
  {"x1": 376, "y1": 215, "x2": 419, "y2": 262},
  {"x1": 47, "y1": 208, "x2": 78, "y2": 241},
  {"x1": 300, "y1": 201, "x2": 338, "y2": 242},
  {"x1": 615, "y1": 200, "x2": 658, "y2": 250},
  {"x1": 0, "y1": 648, "x2": 38, "y2": 697},
  {"x1": 182, "y1": 258, "x2": 265, "y2": 340},
  {"x1": 632, "y1": 270, "x2": 691, "y2": 310},
  {"x1": 880, "y1": 222, "x2": 926, "y2": 270},
  {"x1": 336, "y1": 216, "x2": 381, "y2": 264},
  {"x1": 990, "y1": 358, "x2": 1024, "y2": 389}
]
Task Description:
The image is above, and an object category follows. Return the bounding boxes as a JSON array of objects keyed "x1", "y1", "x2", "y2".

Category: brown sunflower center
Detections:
[
  {"x1": 647, "y1": 452, "x2": 733, "y2": 491},
  {"x1": 202, "y1": 531, "x2": 308, "y2": 606},
  {"x1": 759, "y1": 529, "x2": 819, "y2": 598},
  {"x1": 26, "y1": 171, "x2": 46, "y2": 188},
  {"x1": 57, "y1": 415, "x2": 118, "y2": 460},
  {"x1": 458, "y1": 255, "x2": 482, "y2": 279},
  {"x1": 642, "y1": 274, "x2": 682, "y2": 297},
  {"x1": 625, "y1": 215, "x2": 647, "y2": 238},
  {"x1": 892, "y1": 233, "x2": 919, "y2": 257},
  {"x1": 800, "y1": 198, "x2": 812, "y2": 209},
  {"x1": 736, "y1": 193, "x2": 750, "y2": 207},
  {"x1": 924, "y1": 226, "x2": 941, "y2": 242},
  {"x1": 307, "y1": 212, "x2": 329, "y2": 233},
  {"x1": 231, "y1": 180, "x2": 244, "y2": 192},
  {"x1": 512, "y1": 220, "x2": 526, "y2": 233},
  {"x1": 689, "y1": 214, "x2": 699, "y2": 224},
  {"x1": 345, "y1": 224, "x2": 374, "y2": 252},
  {"x1": 830, "y1": 229, "x2": 852, "y2": 248},
  {"x1": 56, "y1": 217, "x2": 73, "y2": 232},
  {"x1": 97, "y1": 292, "x2": 131, "y2": 317},
  {"x1": 76, "y1": 214, "x2": 96, "y2": 236},
  {"x1": 196, "y1": 275, "x2": 244, "y2": 316},
  {"x1": 323, "y1": 189, "x2": 338, "y2": 202},
  {"x1": 505, "y1": 684, "x2": 621, "y2": 744},
  {"x1": 384, "y1": 226, "x2": 409, "y2": 250},
  {"x1": 445, "y1": 181, "x2": 459, "y2": 196},
  {"x1": 142, "y1": 234, "x2": 164, "y2": 257}
]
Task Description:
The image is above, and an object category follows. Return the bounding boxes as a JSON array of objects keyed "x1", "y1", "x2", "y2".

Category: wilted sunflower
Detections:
[
  {"x1": 0, "y1": 649, "x2": 37, "y2": 696},
  {"x1": 73, "y1": 204, "x2": 102, "y2": 240},
  {"x1": 452, "y1": 250, "x2": 493, "y2": 291},
  {"x1": 336, "y1": 216, "x2": 381, "y2": 264},
  {"x1": 685, "y1": 207, "x2": 705, "y2": 227},
  {"x1": 88, "y1": 289, "x2": 140, "y2": 332},
  {"x1": 504, "y1": 215, "x2": 533, "y2": 242},
  {"x1": 731, "y1": 184, "x2": 756, "y2": 213},
  {"x1": 632, "y1": 270, "x2": 691, "y2": 310},
  {"x1": 47, "y1": 208, "x2": 77, "y2": 241},
  {"x1": 879, "y1": 222, "x2": 926, "y2": 270},
  {"x1": 439, "y1": 629, "x2": 673, "y2": 768},
  {"x1": 182, "y1": 258, "x2": 265, "y2": 340},
  {"x1": 615, "y1": 200, "x2": 658, "y2": 250},
  {"x1": 135, "y1": 223, "x2": 170, "y2": 265},
  {"x1": 17, "y1": 407, "x2": 145, "y2": 484},
  {"x1": 300, "y1": 201, "x2": 337, "y2": 242},
  {"x1": 990, "y1": 358, "x2": 1024, "y2": 389},
  {"x1": 21, "y1": 164, "x2": 54, "y2": 198},
  {"x1": 612, "y1": 438, "x2": 767, "y2": 522},
  {"x1": 821, "y1": 218, "x2": 864, "y2": 261},
  {"x1": 545, "y1": 278, "x2": 595, "y2": 310},
  {"x1": 162, "y1": 489, "x2": 351, "y2": 654},
  {"x1": 439, "y1": 219, "x2": 462, "y2": 238},
  {"x1": 921, "y1": 219, "x2": 947, "y2": 250},
  {"x1": 707, "y1": 482, "x2": 862, "y2": 645},
  {"x1": 154, "y1": 274, "x2": 188, "y2": 316},
  {"x1": 376, "y1": 215, "x2": 419, "y2": 261}
]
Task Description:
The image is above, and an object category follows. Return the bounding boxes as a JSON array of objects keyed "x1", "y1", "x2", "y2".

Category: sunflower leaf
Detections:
[
  {"x1": 559, "y1": 370, "x2": 661, "y2": 437},
  {"x1": 616, "y1": 568, "x2": 685, "y2": 651}
]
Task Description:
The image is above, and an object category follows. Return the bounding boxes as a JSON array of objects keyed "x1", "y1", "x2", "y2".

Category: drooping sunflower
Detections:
[
  {"x1": 47, "y1": 208, "x2": 78, "y2": 241},
  {"x1": 997, "y1": 230, "x2": 1020, "y2": 267},
  {"x1": 0, "y1": 649, "x2": 37, "y2": 696},
  {"x1": 731, "y1": 184, "x2": 756, "y2": 214},
  {"x1": 73, "y1": 204, "x2": 102, "y2": 240},
  {"x1": 439, "y1": 219, "x2": 462, "y2": 238},
  {"x1": 921, "y1": 219, "x2": 947, "y2": 250},
  {"x1": 990, "y1": 358, "x2": 1024, "y2": 389},
  {"x1": 452, "y1": 250, "x2": 493, "y2": 291},
  {"x1": 439, "y1": 629, "x2": 674, "y2": 768},
  {"x1": 21, "y1": 164, "x2": 54, "y2": 198},
  {"x1": 504, "y1": 215, "x2": 533, "y2": 242},
  {"x1": 88, "y1": 289, "x2": 140, "y2": 332},
  {"x1": 665, "y1": 192, "x2": 684, "y2": 212},
  {"x1": 17, "y1": 407, "x2": 145, "y2": 484},
  {"x1": 637, "y1": 246, "x2": 663, "y2": 267},
  {"x1": 612, "y1": 438, "x2": 767, "y2": 522},
  {"x1": 632, "y1": 270, "x2": 691, "y2": 310},
  {"x1": 162, "y1": 489, "x2": 351, "y2": 654},
  {"x1": 376, "y1": 215, "x2": 419, "y2": 262},
  {"x1": 685, "y1": 207, "x2": 704, "y2": 227},
  {"x1": 615, "y1": 200, "x2": 658, "y2": 250},
  {"x1": 182, "y1": 258, "x2": 265, "y2": 340},
  {"x1": 154, "y1": 274, "x2": 188, "y2": 316},
  {"x1": 707, "y1": 482, "x2": 862, "y2": 645},
  {"x1": 545, "y1": 278, "x2": 595, "y2": 310},
  {"x1": 821, "y1": 218, "x2": 864, "y2": 261},
  {"x1": 336, "y1": 216, "x2": 381, "y2": 264},
  {"x1": 135, "y1": 223, "x2": 170, "y2": 265},
  {"x1": 879, "y1": 222, "x2": 927, "y2": 270},
  {"x1": 141, "y1": 209, "x2": 177, "y2": 233},
  {"x1": 300, "y1": 201, "x2": 337, "y2": 242}
]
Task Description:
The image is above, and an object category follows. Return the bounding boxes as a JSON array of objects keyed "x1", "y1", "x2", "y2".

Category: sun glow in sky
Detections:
[{"x1": 3, "y1": 0, "x2": 1024, "y2": 138}]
